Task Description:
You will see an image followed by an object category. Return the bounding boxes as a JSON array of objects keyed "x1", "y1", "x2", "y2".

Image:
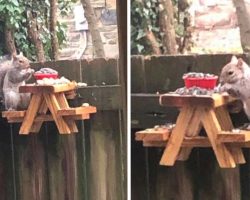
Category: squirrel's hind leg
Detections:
[
  {"x1": 19, "y1": 93, "x2": 30, "y2": 110},
  {"x1": 4, "y1": 91, "x2": 20, "y2": 111}
]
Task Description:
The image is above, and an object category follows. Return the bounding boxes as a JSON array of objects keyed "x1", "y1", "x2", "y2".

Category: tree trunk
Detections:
[
  {"x1": 145, "y1": 30, "x2": 161, "y2": 55},
  {"x1": 81, "y1": 0, "x2": 105, "y2": 57},
  {"x1": 135, "y1": 0, "x2": 161, "y2": 55},
  {"x1": 4, "y1": 23, "x2": 17, "y2": 55},
  {"x1": 233, "y1": 0, "x2": 250, "y2": 53},
  {"x1": 27, "y1": 11, "x2": 46, "y2": 62},
  {"x1": 159, "y1": 0, "x2": 177, "y2": 54},
  {"x1": 50, "y1": 0, "x2": 59, "y2": 60}
]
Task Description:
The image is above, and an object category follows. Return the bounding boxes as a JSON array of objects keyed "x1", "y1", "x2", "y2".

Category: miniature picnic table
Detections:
[
  {"x1": 136, "y1": 93, "x2": 250, "y2": 168},
  {"x1": 2, "y1": 82, "x2": 96, "y2": 135}
]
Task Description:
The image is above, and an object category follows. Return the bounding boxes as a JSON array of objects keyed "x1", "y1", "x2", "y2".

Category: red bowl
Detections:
[
  {"x1": 183, "y1": 76, "x2": 218, "y2": 89},
  {"x1": 34, "y1": 73, "x2": 58, "y2": 80}
]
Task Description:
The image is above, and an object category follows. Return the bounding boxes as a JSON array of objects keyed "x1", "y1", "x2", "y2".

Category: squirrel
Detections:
[
  {"x1": 3, "y1": 53, "x2": 34, "y2": 110},
  {"x1": 220, "y1": 56, "x2": 250, "y2": 119},
  {"x1": 0, "y1": 54, "x2": 15, "y2": 100}
]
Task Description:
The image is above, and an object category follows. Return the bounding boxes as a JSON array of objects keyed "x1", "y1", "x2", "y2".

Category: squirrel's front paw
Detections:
[
  {"x1": 220, "y1": 83, "x2": 232, "y2": 92},
  {"x1": 28, "y1": 68, "x2": 35, "y2": 74}
]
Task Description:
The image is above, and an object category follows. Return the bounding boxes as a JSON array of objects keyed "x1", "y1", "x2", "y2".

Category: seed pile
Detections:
[
  {"x1": 183, "y1": 72, "x2": 217, "y2": 78},
  {"x1": 35, "y1": 68, "x2": 58, "y2": 74},
  {"x1": 36, "y1": 76, "x2": 71, "y2": 85},
  {"x1": 172, "y1": 86, "x2": 221, "y2": 96}
]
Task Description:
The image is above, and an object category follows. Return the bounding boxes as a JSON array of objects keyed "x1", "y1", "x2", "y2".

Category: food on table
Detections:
[
  {"x1": 171, "y1": 85, "x2": 221, "y2": 96},
  {"x1": 182, "y1": 72, "x2": 217, "y2": 78},
  {"x1": 182, "y1": 72, "x2": 218, "y2": 89},
  {"x1": 35, "y1": 68, "x2": 58, "y2": 74},
  {"x1": 34, "y1": 68, "x2": 59, "y2": 80},
  {"x1": 36, "y1": 76, "x2": 71, "y2": 85}
]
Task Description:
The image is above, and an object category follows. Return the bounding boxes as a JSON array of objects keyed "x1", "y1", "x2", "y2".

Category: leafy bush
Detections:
[{"x1": 0, "y1": 0, "x2": 74, "y2": 60}]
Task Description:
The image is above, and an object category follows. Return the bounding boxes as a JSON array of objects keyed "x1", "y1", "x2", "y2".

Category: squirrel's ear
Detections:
[
  {"x1": 11, "y1": 53, "x2": 17, "y2": 61},
  {"x1": 19, "y1": 52, "x2": 23, "y2": 56},
  {"x1": 231, "y1": 56, "x2": 238, "y2": 64},
  {"x1": 237, "y1": 58, "x2": 244, "y2": 69}
]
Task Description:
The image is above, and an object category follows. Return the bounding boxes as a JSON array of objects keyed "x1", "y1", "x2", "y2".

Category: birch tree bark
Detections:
[
  {"x1": 81, "y1": 0, "x2": 105, "y2": 57},
  {"x1": 233, "y1": 0, "x2": 250, "y2": 53}
]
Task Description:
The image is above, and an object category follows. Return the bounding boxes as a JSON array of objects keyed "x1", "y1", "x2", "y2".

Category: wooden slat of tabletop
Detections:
[
  {"x1": 135, "y1": 128, "x2": 171, "y2": 141},
  {"x1": 57, "y1": 106, "x2": 97, "y2": 116},
  {"x1": 218, "y1": 131, "x2": 250, "y2": 142},
  {"x1": 159, "y1": 93, "x2": 236, "y2": 108},
  {"x1": 19, "y1": 82, "x2": 77, "y2": 94}
]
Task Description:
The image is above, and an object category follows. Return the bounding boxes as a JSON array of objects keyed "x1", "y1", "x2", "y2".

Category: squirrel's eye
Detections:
[
  {"x1": 19, "y1": 60, "x2": 23, "y2": 63},
  {"x1": 228, "y1": 71, "x2": 234, "y2": 75}
]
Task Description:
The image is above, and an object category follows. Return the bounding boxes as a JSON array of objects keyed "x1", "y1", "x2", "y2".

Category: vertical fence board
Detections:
[
  {"x1": 86, "y1": 112, "x2": 123, "y2": 200},
  {"x1": 13, "y1": 125, "x2": 49, "y2": 200},
  {"x1": 80, "y1": 59, "x2": 125, "y2": 200},
  {"x1": 0, "y1": 118, "x2": 15, "y2": 200},
  {"x1": 81, "y1": 58, "x2": 118, "y2": 86}
]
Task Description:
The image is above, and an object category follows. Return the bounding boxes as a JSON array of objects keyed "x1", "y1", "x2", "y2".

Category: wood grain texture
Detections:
[
  {"x1": 56, "y1": 93, "x2": 78, "y2": 133},
  {"x1": 19, "y1": 94, "x2": 42, "y2": 134},
  {"x1": 201, "y1": 108, "x2": 236, "y2": 168},
  {"x1": 160, "y1": 106, "x2": 195, "y2": 165},
  {"x1": 159, "y1": 93, "x2": 236, "y2": 108},
  {"x1": 30, "y1": 99, "x2": 48, "y2": 133},
  {"x1": 2, "y1": 111, "x2": 26, "y2": 118},
  {"x1": 215, "y1": 106, "x2": 246, "y2": 164},
  {"x1": 57, "y1": 106, "x2": 97, "y2": 116},
  {"x1": 135, "y1": 128, "x2": 171, "y2": 141},
  {"x1": 19, "y1": 82, "x2": 77, "y2": 94},
  {"x1": 177, "y1": 107, "x2": 203, "y2": 161},
  {"x1": 44, "y1": 93, "x2": 71, "y2": 134}
]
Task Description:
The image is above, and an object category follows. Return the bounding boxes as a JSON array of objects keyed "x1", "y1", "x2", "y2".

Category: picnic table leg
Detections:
[
  {"x1": 160, "y1": 106, "x2": 196, "y2": 166},
  {"x1": 215, "y1": 106, "x2": 245, "y2": 164},
  {"x1": 55, "y1": 93, "x2": 78, "y2": 133},
  {"x1": 44, "y1": 93, "x2": 71, "y2": 134},
  {"x1": 202, "y1": 108, "x2": 236, "y2": 168},
  {"x1": 19, "y1": 94, "x2": 42, "y2": 134},
  {"x1": 30, "y1": 99, "x2": 48, "y2": 133},
  {"x1": 177, "y1": 107, "x2": 203, "y2": 161}
]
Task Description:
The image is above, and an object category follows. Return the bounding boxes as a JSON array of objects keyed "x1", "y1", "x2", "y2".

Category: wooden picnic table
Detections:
[
  {"x1": 136, "y1": 93, "x2": 250, "y2": 168},
  {"x1": 2, "y1": 82, "x2": 96, "y2": 135}
]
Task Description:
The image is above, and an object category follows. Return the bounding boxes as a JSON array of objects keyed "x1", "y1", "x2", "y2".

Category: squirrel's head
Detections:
[
  {"x1": 12, "y1": 52, "x2": 30, "y2": 69},
  {"x1": 220, "y1": 56, "x2": 247, "y2": 84}
]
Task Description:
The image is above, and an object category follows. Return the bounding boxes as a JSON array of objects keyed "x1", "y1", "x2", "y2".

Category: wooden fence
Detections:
[
  {"x1": 131, "y1": 54, "x2": 250, "y2": 200},
  {"x1": 0, "y1": 58, "x2": 126, "y2": 200}
]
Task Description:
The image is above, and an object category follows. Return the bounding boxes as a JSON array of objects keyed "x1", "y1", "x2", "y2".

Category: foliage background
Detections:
[{"x1": 0, "y1": 0, "x2": 77, "y2": 60}]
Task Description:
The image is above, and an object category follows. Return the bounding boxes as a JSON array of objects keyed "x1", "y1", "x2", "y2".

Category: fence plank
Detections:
[
  {"x1": 84, "y1": 112, "x2": 124, "y2": 200},
  {"x1": 78, "y1": 85, "x2": 122, "y2": 110},
  {"x1": 0, "y1": 118, "x2": 15, "y2": 200},
  {"x1": 45, "y1": 122, "x2": 80, "y2": 200},
  {"x1": 13, "y1": 125, "x2": 49, "y2": 200},
  {"x1": 81, "y1": 58, "x2": 118, "y2": 86}
]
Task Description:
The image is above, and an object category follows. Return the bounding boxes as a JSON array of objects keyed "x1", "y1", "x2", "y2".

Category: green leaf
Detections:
[
  {"x1": 136, "y1": 29, "x2": 146, "y2": 40},
  {"x1": 12, "y1": 0, "x2": 19, "y2": 6},
  {"x1": 137, "y1": 44, "x2": 144, "y2": 53}
]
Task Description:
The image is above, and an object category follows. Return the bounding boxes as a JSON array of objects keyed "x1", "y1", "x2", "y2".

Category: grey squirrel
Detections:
[
  {"x1": 220, "y1": 56, "x2": 250, "y2": 119},
  {"x1": 0, "y1": 54, "x2": 16, "y2": 100},
  {"x1": 2, "y1": 53, "x2": 34, "y2": 110}
]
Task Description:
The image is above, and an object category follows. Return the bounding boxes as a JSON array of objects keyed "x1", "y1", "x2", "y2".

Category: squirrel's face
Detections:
[
  {"x1": 13, "y1": 53, "x2": 30, "y2": 69},
  {"x1": 220, "y1": 56, "x2": 244, "y2": 84}
]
